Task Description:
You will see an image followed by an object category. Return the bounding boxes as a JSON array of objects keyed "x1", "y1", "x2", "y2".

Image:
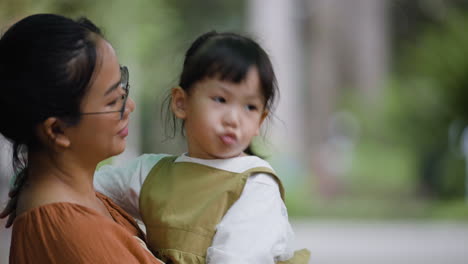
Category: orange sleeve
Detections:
[{"x1": 9, "y1": 202, "x2": 163, "y2": 264}]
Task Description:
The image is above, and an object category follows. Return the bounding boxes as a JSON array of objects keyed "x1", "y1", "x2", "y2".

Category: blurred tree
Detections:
[
  {"x1": 389, "y1": 0, "x2": 468, "y2": 56},
  {"x1": 394, "y1": 10, "x2": 468, "y2": 199}
]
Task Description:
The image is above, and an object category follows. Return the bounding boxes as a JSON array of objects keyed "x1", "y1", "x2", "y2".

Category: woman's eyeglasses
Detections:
[{"x1": 80, "y1": 65, "x2": 130, "y2": 120}]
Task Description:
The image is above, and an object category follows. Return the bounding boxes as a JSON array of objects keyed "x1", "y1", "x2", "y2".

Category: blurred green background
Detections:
[
  {"x1": 0, "y1": 0, "x2": 468, "y2": 231},
  {"x1": 2, "y1": 1, "x2": 468, "y2": 262},
  {"x1": 2, "y1": 0, "x2": 468, "y2": 221}
]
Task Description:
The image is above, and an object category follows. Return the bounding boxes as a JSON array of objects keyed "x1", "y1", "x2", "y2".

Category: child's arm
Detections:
[
  {"x1": 207, "y1": 173, "x2": 295, "y2": 264},
  {"x1": 94, "y1": 154, "x2": 169, "y2": 220}
]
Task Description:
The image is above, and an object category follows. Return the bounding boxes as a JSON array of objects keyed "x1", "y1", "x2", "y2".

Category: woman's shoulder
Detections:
[
  {"x1": 13, "y1": 199, "x2": 114, "y2": 232},
  {"x1": 15, "y1": 192, "x2": 139, "y2": 230}
]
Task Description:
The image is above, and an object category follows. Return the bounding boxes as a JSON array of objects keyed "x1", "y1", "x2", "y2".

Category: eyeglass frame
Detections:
[{"x1": 80, "y1": 65, "x2": 130, "y2": 120}]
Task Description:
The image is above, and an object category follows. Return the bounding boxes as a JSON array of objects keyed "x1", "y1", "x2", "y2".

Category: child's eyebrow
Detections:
[
  {"x1": 211, "y1": 84, "x2": 233, "y2": 95},
  {"x1": 245, "y1": 94, "x2": 264, "y2": 101},
  {"x1": 214, "y1": 83, "x2": 263, "y2": 100}
]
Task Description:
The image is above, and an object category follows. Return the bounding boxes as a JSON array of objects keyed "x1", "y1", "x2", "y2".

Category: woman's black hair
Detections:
[
  {"x1": 0, "y1": 14, "x2": 103, "y2": 227},
  {"x1": 164, "y1": 31, "x2": 278, "y2": 156}
]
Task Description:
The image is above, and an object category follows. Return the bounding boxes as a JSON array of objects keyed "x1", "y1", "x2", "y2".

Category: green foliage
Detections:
[
  {"x1": 397, "y1": 12, "x2": 468, "y2": 145},
  {"x1": 348, "y1": 141, "x2": 416, "y2": 198},
  {"x1": 437, "y1": 151, "x2": 466, "y2": 198},
  {"x1": 391, "y1": 11, "x2": 468, "y2": 199}
]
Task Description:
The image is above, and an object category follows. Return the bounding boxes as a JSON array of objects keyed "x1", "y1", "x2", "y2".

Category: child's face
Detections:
[{"x1": 172, "y1": 67, "x2": 268, "y2": 159}]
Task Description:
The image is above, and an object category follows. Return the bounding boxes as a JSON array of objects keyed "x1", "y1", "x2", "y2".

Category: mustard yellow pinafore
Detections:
[{"x1": 139, "y1": 156, "x2": 310, "y2": 264}]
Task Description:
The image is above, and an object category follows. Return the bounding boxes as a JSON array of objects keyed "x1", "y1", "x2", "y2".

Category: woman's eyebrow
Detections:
[{"x1": 104, "y1": 80, "x2": 121, "y2": 96}]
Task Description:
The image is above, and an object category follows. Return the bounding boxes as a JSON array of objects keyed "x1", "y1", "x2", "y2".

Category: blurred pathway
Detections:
[
  {"x1": 291, "y1": 220, "x2": 468, "y2": 264},
  {"x1": 2, "y1": 220, "x2": 467, "y2": 264}
]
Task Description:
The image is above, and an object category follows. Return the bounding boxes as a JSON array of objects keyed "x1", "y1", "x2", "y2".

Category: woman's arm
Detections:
[
  {"x1": 207, "y1": 173, "x2": 295, "y2": 264},
  {"x1": 94, "y1": 154, "x2": 168, "y2": 220}
]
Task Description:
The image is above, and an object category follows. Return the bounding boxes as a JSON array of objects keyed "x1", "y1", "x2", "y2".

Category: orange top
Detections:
[{"x1": 9, "y1": 192, "x2": 163, "y2": 264}]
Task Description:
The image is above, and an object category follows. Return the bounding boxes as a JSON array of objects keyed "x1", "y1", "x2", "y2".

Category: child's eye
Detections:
[
  {"x1": 246, "y1": 104, "x2": 258, "y2": 111},
  {"x1": 107, "y1": 100, "x2": 118, "y2": 106},
  {"x1": 212, "y1": 96, "x2": 226, "y2": 103}
]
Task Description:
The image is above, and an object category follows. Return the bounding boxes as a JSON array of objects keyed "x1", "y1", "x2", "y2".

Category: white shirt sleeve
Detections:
[
  {"x1": 93, "y1": 153, "x2": 168, "y2": 220},
  {"x1": 206, "y1": 173, "x2": 295, "y2": 264}
]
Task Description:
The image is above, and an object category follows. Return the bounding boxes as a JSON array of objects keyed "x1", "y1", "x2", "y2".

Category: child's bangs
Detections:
[
  {"x1": 204, "y1": 57, "x2": 251, "y2": 84},
  {"x1": 199, "y1": 41, "x2": 256, "y2": 84}
]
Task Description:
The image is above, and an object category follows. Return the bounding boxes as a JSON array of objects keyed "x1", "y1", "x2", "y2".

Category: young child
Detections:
[{"x1": 94, "y1": 31, "x2": 310, "y2": 264}]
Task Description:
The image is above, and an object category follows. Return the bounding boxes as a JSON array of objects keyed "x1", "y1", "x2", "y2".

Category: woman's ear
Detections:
[
  {"x1": 171, "y1": 86, "x2": 188, "y2": 119},
  {"x1": 38, "y1": 117, "x2": 71, "y2": 148}
]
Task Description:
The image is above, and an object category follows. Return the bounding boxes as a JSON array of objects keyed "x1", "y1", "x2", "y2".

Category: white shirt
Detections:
[{"x1": 94, "y1": 153, "x2": 295, "y2": 264}]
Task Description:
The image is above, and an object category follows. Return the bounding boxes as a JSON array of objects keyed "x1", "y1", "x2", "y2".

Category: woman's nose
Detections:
[
  {"x1": 128, "y1": 97, "x2": 136, "y2": 112},
  {"x1": 124, "y1": 97, "x2": 136, "y2": 118}
]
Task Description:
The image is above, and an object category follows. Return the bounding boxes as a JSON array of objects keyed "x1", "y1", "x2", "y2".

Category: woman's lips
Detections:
[{"x1": 118, "y1": 126, "x2": 129, "y2": 137}]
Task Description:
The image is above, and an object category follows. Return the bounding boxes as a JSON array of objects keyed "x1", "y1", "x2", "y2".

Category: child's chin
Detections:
[{"x1": 214, "y1": 151, "x2": 243, "y2": 159}]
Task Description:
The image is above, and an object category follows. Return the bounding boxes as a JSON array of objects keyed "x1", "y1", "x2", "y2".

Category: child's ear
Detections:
[
  {"x1": 171, "y1": 86, "x2": 188, "y2": 119},
  {"x1": 38, "y1": 117, "x2": 71, "y2": 148},
  {"x1": 255, "y1": 110, "x2": 269, "y2": 136}
]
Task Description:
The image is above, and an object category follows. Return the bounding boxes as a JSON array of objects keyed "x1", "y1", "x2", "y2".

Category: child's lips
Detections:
[{"x1": 220, "y1": 133, "x2": 237, "y2": 145}]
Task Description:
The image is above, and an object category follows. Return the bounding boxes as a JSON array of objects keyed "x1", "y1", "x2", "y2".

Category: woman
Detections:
[{"x1": 0, "y1": 13, "x2": 163, "y2": 263}]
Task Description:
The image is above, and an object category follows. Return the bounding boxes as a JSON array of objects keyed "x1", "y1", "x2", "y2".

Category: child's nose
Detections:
[{"x1": 222, "y1": 108, "x2": 240, "y2": 128}]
